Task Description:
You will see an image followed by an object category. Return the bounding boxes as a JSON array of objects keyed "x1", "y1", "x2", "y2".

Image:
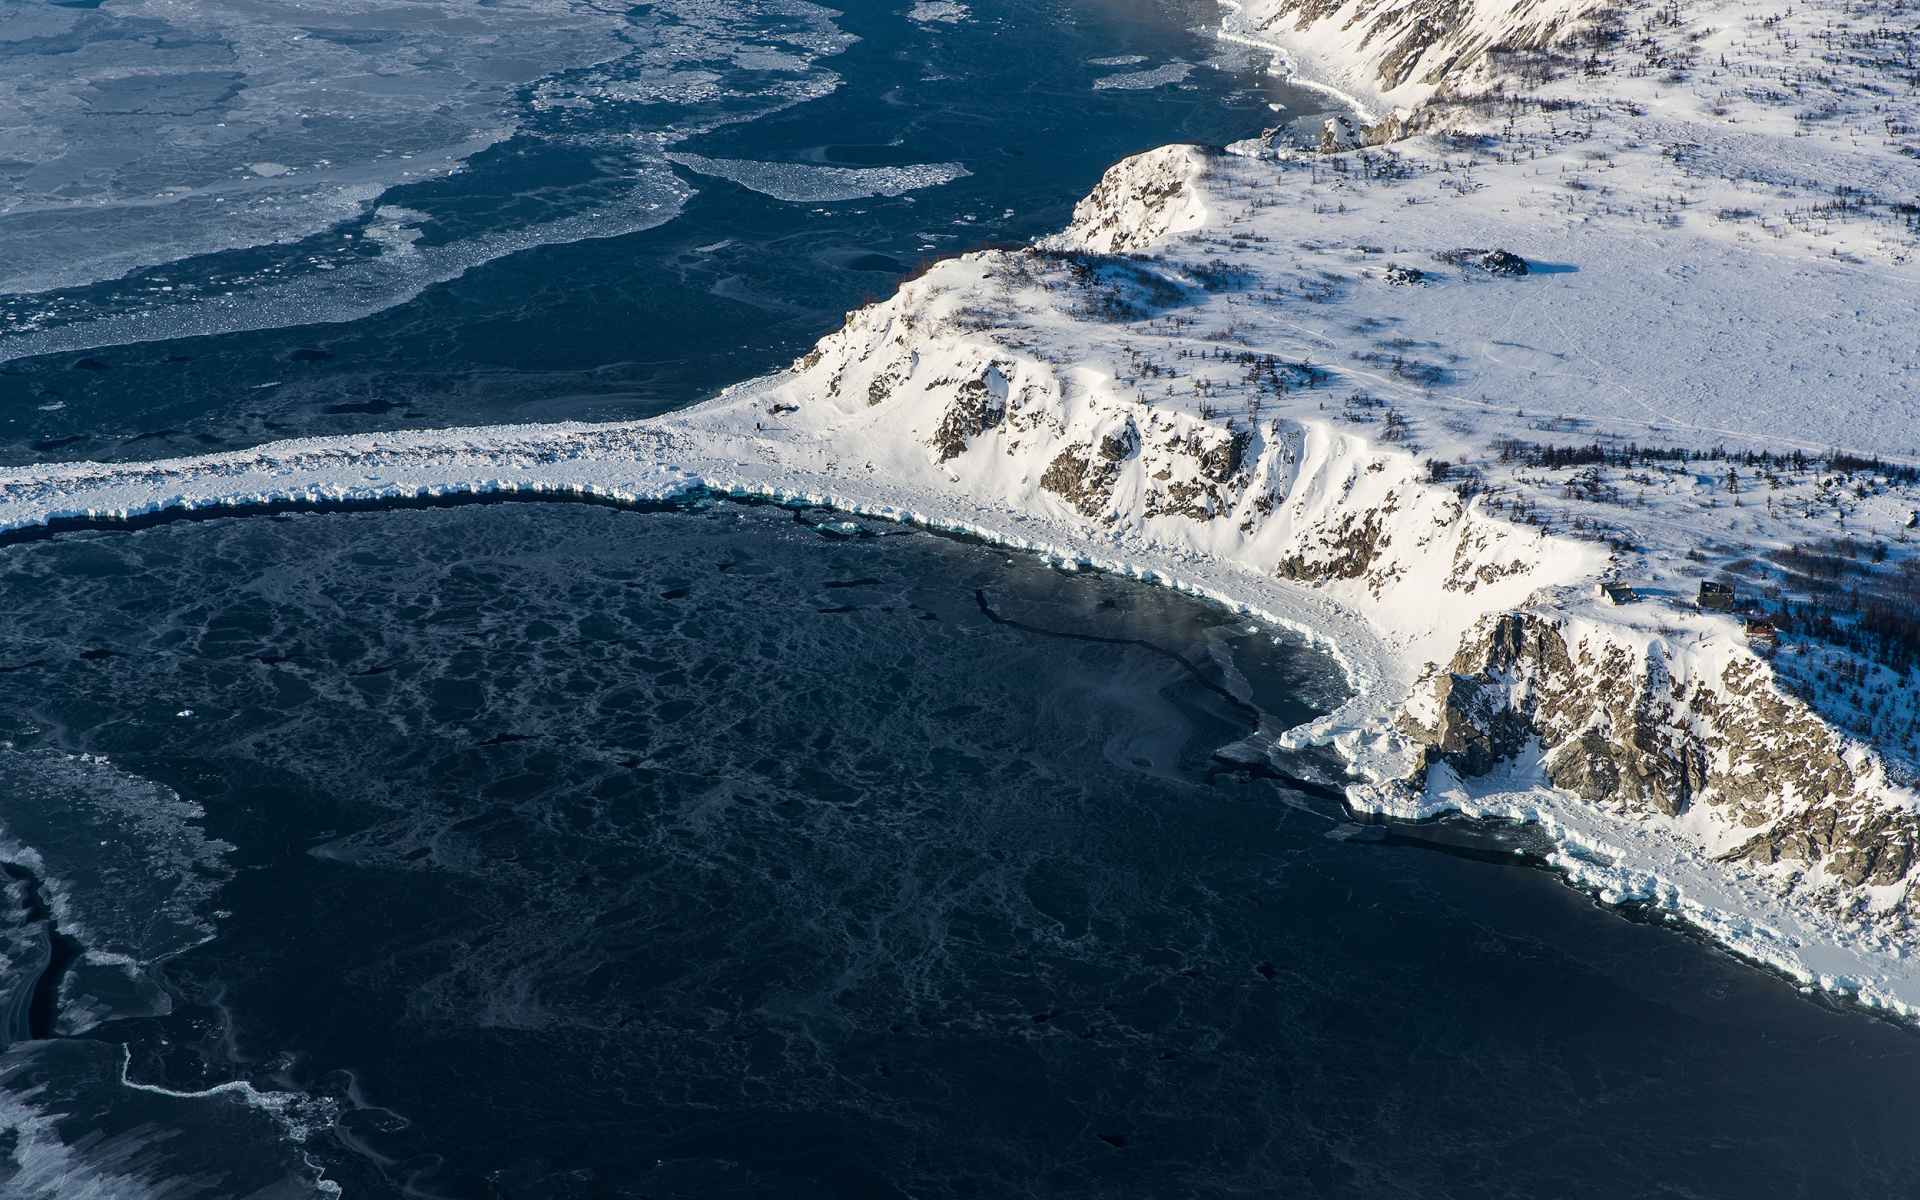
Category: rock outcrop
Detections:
[{"x1": 1403, "y1": 611, "x2": 1920, "y2": 917}]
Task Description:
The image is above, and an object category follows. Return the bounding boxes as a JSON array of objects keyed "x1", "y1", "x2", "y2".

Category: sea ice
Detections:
[
  {"x1": 0, "y1": 0, "x2": 858, "y2": 358},
  {"x1": 0, "y1": 750, "x2": 233, "y2": 989},
  {"x1": 1092, "y1": 61, "x2": 1195, "y2": 90},
  {"x1": 908, "y1": 1, "x2": 971, "y2": 24},
  {"x1": 666, "y1": 154, "x2": 973, "y2": 203}
]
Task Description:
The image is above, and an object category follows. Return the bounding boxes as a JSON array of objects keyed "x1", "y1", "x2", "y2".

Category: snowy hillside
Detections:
[
  {"x1": 1220, "y1": 0, "x2": 1607, "y2": 114},
  {"x1": 1, "y1": 0, "x2": 1917, "y2": 1012}
]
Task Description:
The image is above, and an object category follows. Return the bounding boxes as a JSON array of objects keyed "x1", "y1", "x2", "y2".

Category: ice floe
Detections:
[{"x1": 667, "y1": 154, "x2": 973, "y2": 203}]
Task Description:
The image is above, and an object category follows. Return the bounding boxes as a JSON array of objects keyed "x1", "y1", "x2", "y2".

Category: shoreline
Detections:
[
  {"x1": 1212, "y1": 0, "x2": 1381, "y2": 124},
  {"x1": 3, "y1": 420, "x2": 1918, "y2": 1022}
]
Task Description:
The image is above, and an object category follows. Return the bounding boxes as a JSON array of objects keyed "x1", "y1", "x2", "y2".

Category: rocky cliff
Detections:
[{"x1": 1404, "y1": 611, "x2": 1919, "y2": 923}]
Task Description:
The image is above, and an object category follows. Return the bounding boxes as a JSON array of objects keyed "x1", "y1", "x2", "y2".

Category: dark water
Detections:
[
  {"x1": 0, "y1": 0, "x2": 1317, "y2": 465},
  {"x1": 1, "y1": 501, "x2": 1918, "y2": 1199}
]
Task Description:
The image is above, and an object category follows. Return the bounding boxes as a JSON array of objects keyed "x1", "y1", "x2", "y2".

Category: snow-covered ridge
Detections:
[{"x1": 1039, "y1": 144, "x2": 1214, "y2": 254}]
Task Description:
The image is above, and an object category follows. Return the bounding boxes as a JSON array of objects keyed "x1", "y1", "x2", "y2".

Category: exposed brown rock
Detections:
[
  {"x1": 928, "y1": 368, "x2": 1009, "y2": 463},
  {"x1": 1276, "y1": 509, "x2": 1389, "y2": 581},
  {"x1": 1405, "y1": 611, "x2": 1920, "y2": 899},
  {"x1": 1039, "y1": 445, "x2": 1120, "y2": 517}
]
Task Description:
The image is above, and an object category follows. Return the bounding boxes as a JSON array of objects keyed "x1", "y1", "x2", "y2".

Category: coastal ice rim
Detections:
[
  {"x1": 1361, "y1": 768, "x2": 1920, "y2": 1024},
  {"x1": 0, "y1": 452, "x2": 1379, "y2": 737},
  {"x1": 1214, "y1": 0, "x2": 1380, "y2": 124}
]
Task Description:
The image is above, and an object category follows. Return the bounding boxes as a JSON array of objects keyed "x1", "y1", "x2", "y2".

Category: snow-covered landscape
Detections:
[{"x1": 5, "y1": 0, "x2": 1920, "y2": 1024}]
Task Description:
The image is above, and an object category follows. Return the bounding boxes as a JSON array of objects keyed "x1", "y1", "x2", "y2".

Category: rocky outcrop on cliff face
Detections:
[
  {"x1": 1038, "y1": 418, "x2": 1143, "y2": 517},
  {"x1": 1405, "y1": 611, "x2": 1920, "y2": 913},
  {"x1": 1318, "y1": 115, "x2": 1365, "y2": 153},
  {"x1": 1405, "y1": 614, "x2": 1699, "y2": 812},
  {"x1": 928, "y1": 363, "x2": 1013, "y2": 463},
  {"x1": 790, "y1": 279, "x2": 1273, "y2": 530},
  {"x1": 1737, "y1": 806, "x2": 1918, "y2": 892}
]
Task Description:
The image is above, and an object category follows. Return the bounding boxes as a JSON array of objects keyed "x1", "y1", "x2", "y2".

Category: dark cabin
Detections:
[
  {"x1": 1600, "y1": 582, "x2": 1638, "y2": 605},
  {"x1": 1698, "y1": 581, "x2": 1736, "y2": 611}
]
